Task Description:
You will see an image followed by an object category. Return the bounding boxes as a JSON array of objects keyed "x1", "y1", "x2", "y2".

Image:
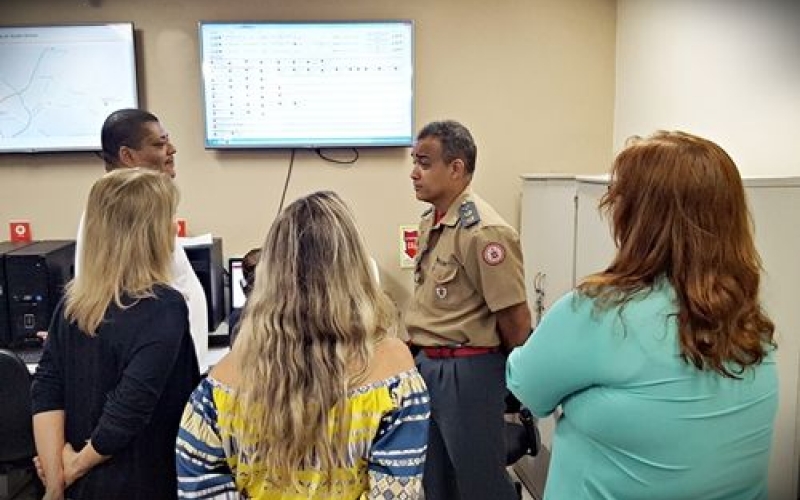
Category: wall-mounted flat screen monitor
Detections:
[
  {"x1": 199, "y1": 21, "x2": 414, "y2": 149},
  {"x1": 0, "y1": 23, "x2": 139, "y2": 153}
]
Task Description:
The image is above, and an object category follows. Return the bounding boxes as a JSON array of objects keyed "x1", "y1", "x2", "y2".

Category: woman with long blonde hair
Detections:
[
  {"x1": 177, "y1": 191, "x2": 430, "y2": 499},
  {"x1": 32, "y1": 168, "x2": 200, "y2": 500},
  {"x1": 507, "y1": 131, "x2": 777, "y2": 499}
]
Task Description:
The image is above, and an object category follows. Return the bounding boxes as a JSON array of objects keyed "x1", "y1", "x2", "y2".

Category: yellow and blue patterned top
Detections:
[{"x1": 176, "y1": 369, "x2": 430, "y2": 499}]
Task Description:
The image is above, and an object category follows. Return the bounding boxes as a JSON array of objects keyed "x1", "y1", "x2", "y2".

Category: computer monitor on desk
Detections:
[
  {"x1": 228, "y1": 257, "x2": 247, "y2": 314},
  {"x1": 183, "y1": 238, "x2": 225, "y2": 333}
]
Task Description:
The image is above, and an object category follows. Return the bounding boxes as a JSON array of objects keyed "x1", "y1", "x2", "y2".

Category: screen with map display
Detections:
[
  {"x1": 0, "y1": 24, "x2": 138, "y2": 153},
  {"x1": 199, "y1": 21, "x2": 414, "y2": 149}
]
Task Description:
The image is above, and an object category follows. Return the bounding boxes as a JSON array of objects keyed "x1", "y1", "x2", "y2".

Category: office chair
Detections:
[
  {"x1": 505, "y1": 392, "x2": 540, "y2": 465},
  {"x1": 505, "y1": 407, "x2": 541, "y2": 465},
  {"x1": 0, "y1": 349, "x2": 37, "y2": 498},
  {"x1": 505, "y1": 396, "x2": 540, "y2": 500}
]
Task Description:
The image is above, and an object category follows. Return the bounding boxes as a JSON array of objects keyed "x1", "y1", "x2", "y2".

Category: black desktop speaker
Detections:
[
  {"x1": 4, "y1": 240, "x2": 75, "y2": 347},
  {"x1": 184, "y1": 237, "x2": 225, "y2": 333},
  {"x1": 0, "y1": 241, "x2": 35, "y2": 347}
]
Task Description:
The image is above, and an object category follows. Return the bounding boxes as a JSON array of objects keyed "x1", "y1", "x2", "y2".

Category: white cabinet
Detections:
[
  {"x1": 520, "y1": 174, "x2": 800, "y2": 500},
  {"x1": 573, "y1": 177, "x2": 616, "y2": 283},
  {"x1": 746, "y1": 179, "x2": 800, "y2": 500},
  {"x1": 519, "y1": 175, "x2": 577, "y2": 320}
]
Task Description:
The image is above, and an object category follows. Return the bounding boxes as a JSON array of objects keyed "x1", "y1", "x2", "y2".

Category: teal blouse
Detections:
[{"x1": 507, "y1": 282, "x2": 777, "y2": 500}]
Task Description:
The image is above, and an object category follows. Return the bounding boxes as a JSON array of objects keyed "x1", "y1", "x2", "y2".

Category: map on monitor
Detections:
[{"x1": 0, "y1": 24, "x2": 139, "y2": 153}]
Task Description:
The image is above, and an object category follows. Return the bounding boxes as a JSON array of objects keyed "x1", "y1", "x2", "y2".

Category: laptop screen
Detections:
[{"x1": 228, "y1": 258, "x2": 246, "y2": 313}]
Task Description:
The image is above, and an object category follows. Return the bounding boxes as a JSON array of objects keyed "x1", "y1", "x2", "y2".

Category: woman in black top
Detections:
[{"x1": 31, "y1": 168, "x2": 200, "y2": 500}]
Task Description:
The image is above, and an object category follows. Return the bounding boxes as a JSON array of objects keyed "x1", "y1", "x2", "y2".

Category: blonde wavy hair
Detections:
[
  {"x1": 232, "y1": 191, "x2": 396, "y2": 489},
  {"x1": 579, "y1": 131, "x2": 774, "y2": 378},
  {"x1": 65, "y1": 168, "x2": 178, "y2": 335}
]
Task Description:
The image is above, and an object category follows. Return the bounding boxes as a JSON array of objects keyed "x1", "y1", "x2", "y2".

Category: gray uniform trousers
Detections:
[{"x1": 416, "y1": 350, "x2": 518, "y2": 500}]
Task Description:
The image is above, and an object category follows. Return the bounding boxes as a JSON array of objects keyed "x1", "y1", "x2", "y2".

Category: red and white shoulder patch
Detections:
[{"x1": 482, "y1": 242, "x2": 506, "y2": 266}]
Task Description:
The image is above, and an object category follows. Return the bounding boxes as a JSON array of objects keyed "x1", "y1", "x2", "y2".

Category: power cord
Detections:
[
  {"x1": 276, "y1": 148, "x2": 296, "y2": 216},
  {"x1": 315, "y1": 147, "x2": 359, "y2": 164},
  {"x1": 276, "y1": 147, "x2": 359, "y2": 216}
]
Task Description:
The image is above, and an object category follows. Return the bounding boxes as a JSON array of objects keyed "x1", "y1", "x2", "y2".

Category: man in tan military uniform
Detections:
[{"x1": 405, "y1": 120, "x2": 532, "y2": 500}]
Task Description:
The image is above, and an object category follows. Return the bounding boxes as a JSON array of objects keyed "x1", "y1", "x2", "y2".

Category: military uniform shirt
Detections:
[{"x1": 405, "y1": 188, "x2": 526, "y2": 347}]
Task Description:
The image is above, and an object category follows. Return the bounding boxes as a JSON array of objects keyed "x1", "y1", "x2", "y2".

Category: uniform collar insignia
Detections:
[
  {"x1": 435, "y1": 186, "x2": 474, "y2": 228},
  {"x1": 459, "y1": 200, "x2": 480, "y2": 228}
]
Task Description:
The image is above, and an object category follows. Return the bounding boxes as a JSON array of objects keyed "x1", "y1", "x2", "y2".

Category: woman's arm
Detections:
[
  {"x1": 91, "y1": 295, "x2": 195, "y2": 456},
  {"x1": 33, "y1": 410, "x2": 65, "y2": 499},
  {"x1": 176, "y1": 380, "x2": 240, "y2": 499},
  {"x1": 367, "y1": 370, "x2": 430, "y2": 499},
  {"x1": 506, "y1": 292, "x2": 602, "y2": 417},
  {"x1": 61, "y1": 441, "x2": 108, "y2": 486},
  {"x1": 31, "y1": 305, "x2": 69, "y2": 498}
]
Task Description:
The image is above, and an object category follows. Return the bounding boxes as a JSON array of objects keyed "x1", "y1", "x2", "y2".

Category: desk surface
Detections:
[{"x1": 201, "y1": 346, "x2": 229, "y2": 374}]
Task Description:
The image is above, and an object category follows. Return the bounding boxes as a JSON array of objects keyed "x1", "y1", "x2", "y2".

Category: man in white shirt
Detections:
[{"x1": 74, "y1": 109, "x2": 208, "y2": 362}]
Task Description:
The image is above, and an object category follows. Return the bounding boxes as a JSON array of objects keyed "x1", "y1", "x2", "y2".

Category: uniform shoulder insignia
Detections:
[
  {"x1": 482, "y1": 242, "x2": 506, "y2": 266},
  {"x1": 459, "y1": 201, "x2": 481, "y2": 228}
]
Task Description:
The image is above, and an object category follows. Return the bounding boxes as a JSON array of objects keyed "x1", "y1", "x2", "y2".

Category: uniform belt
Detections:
[{"x1": 420, "y1": 346, "x2": 501, "y2": 359}]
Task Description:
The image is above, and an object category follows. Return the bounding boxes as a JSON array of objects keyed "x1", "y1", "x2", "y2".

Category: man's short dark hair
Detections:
[
  {"x1": 100, "y1": 108, "x2": 159, "y2": 169},
  {"x1": 417, "y1": 120, "x2": 477, "y2": 174}
]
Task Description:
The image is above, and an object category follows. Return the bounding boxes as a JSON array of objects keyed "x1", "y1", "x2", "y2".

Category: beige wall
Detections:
[{"x1": 0, "y1": 0, "x2": 616, "y2": 307}]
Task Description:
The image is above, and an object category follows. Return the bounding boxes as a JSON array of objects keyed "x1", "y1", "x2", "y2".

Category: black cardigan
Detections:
[{"x1": 32, "y1": 285, "x2": 200, "y2": 500}]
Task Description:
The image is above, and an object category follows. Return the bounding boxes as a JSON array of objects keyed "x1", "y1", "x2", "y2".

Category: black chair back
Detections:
[
  {"x1": 0, "y1": 349, "x2": 35, "y2": 463},
  {"x1": 505, "y1": 407, "x2": 541, "y2": 466}
]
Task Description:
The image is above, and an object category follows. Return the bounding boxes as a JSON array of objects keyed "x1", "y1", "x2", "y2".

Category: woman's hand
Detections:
[
  {"x1": 33, "y1": 454, "x2": 65, "y2": 499},
  {"x1": 61, "y1": 443, "x2": 88, "y2": 487},
  {"x1": 41, "y1": 488, "x2": 64, "y2": 500},
  {"x1": 32, "y1": 456, "x2": 46, "y2": 483}
]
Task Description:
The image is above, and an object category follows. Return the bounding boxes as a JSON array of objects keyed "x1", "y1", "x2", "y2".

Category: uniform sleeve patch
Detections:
[{"x1": 482, "y1": 242, "x2": 506, "y2": 266}]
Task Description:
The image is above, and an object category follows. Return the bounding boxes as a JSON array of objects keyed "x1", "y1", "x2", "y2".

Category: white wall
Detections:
[{"x1": 615, "y1": 0, "x2": 800, "y2": 175}]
